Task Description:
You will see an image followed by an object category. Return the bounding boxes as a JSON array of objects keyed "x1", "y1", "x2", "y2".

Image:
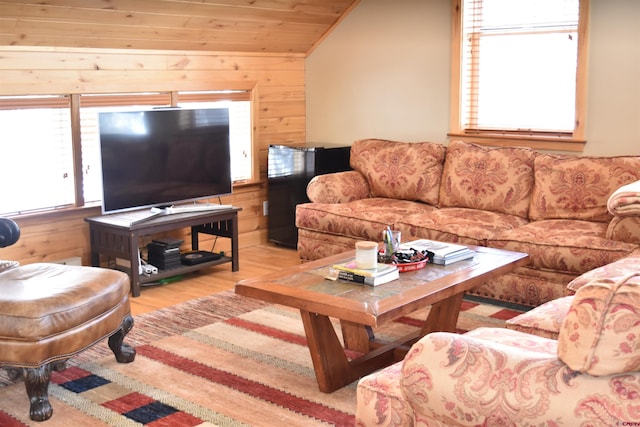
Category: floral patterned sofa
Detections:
[
  {"x1": 295, "y1": 139, "x2": 640, "y2": 306},
  {"x1": 505, "y1": 251, "x2": 640, "y2": 339},
  {"x1": 355, "y1": 271, "x2": 640, "y2": 426}
]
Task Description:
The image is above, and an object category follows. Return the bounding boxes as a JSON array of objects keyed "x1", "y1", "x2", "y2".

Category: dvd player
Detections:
[{"x1": 181, "y1": 250, "x2": 222, "y2": 265}]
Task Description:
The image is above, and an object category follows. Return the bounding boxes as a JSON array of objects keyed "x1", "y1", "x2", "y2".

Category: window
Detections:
[
  {"x1": 0, "y1": 96, "x2": 74, "y2": 214},
  {"x1": 0, "y1": 91, "x2": 253, "y2": 216},
  {"x1": 79, "y1": 93, "x2": 172, "y2": 206},
  {"x1": 176, "y1": 93, "x2": 252, "y2": 182},
  {"x1": 450, "y1": 0, "x2": 589, "y2": 151}
]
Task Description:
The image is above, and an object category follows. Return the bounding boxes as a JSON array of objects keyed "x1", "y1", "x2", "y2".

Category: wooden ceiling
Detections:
[{"x1": 0, "y1": 0, "x2": 359, "y2": 54}]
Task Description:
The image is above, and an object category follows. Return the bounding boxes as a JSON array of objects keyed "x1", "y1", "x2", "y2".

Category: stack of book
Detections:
[
  {"x1": 331, "y1": 261, "x2": 399, "y2": 286},
  {"x1": 398, "y1": 239, "x2": 475, "y2": 265}
]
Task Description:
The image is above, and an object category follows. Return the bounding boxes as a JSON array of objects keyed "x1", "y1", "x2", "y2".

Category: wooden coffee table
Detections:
[{"x1": 235, "y1": 245, "x2": 528, "y2": 392}]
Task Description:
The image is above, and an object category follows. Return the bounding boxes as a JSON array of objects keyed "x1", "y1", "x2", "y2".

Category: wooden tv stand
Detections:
[{"x1": 85, "y1": 207, "x2": 241, "y2": 297}]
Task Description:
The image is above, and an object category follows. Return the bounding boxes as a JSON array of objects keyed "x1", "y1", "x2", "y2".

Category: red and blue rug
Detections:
[{"x1": 0, "y1": 291, "x2": 524, "y2": 426}]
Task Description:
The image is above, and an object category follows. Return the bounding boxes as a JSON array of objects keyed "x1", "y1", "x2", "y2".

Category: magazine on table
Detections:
[
  {"x1": 330, "y1": 261, "x2": 399, "y2": 286},
  {"x1": 398, "y1": 239, "x2": 475, "y2": 265}
]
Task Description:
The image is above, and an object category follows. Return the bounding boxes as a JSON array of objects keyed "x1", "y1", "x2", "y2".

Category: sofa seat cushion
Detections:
[
  {"x1": 558, "y1": 273, "x2": 640, "y2": 375},
  {"x1": 566, "y1": 253, "x2": 640, "y2": 293},
  {"x1": 395, "y1": 207, "x2": 528, "y2": 247},
  {"x1": 488, "y1": 219, "x2": 637, "y2": 275},
  {"x1": 350, "y1": 139, "x2": 447, "y2": 205},
  {"x1": 439, "y1": 140, "x2": 537, "y2": 218},
  {"x1": 296, "y1": 198, "x2": 438, "y2": 243},
  {"x1": 505, "y1": 295, "x2": 574, "y2": 339},
  {"x1": 356, "y1": 362, "x2": 414, "y2": 427},
  {"x1": 529, "y1": 153, "x2": 640, "y2": 221}
]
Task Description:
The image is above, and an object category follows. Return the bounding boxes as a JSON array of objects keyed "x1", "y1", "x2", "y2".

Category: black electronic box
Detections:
[{"x1": 147, "y1": 238, "x2": 183, "y2": 270}]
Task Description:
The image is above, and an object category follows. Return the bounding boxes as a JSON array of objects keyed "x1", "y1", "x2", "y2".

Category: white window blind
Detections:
[
  {"x1": 461, "y1": 0, "x2": 580, "y2": 134},
  {"x1": 79, "y1": 93, "x2": 172, "y2": 204},
  {"x1": 0, "y1": 97, "x2": 73, "y2": 215},
  {"x1": 177, "y1": 99, "x2": 252, "y2": 182}
]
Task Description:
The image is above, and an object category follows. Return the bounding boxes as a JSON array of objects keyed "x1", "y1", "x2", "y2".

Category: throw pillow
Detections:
[
  {"x1": 438, "y1": 140, "x2": 536, "y2": 218},
  {"x1": 529, "y1": 154, "x2": 640, "y2": 221},
  {"x1": 350, "y1": 139, "x2": 447, "y2": 205},
  {"x1": 557, "y1": 272, "x2": 640, "y2": 376}
]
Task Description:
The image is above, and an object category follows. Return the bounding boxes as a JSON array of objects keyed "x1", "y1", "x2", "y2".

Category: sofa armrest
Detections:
[
  {"x1": 306, "y1": 170, "x2": 370, "y2": 203},
  {"x1": 606, "y1": 180, "x2": 640, "y2": 243},
  {"x1": 607, "y1": 179, "x2": 640, "y2": 217},
  {"x1": 607, "y1": 216, "x2": 640, "y2": 244},
  {"x1": 400, "y1": 329, "x2": 638, "y2": 426}
]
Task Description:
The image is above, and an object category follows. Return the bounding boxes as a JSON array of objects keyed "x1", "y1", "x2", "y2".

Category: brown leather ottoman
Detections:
[{"x1": 0, "y1": 263, "x2": 136, "y2": 421}]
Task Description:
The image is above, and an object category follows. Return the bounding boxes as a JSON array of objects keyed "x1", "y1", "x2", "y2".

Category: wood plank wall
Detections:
[{"x1": 0, "y1": 47, "x2": 306, "y2": 265}]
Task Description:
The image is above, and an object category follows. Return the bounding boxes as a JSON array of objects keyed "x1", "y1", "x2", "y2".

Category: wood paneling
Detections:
[
  {"x1": 0, "y1": 46, "x2": 304, "y2": 265},
  {"x1": 0, "y1": 0, "x2": 355, "y2": 265},
  {"x1": 0, "y1": 0, "x2": 359, "y2": 54}
]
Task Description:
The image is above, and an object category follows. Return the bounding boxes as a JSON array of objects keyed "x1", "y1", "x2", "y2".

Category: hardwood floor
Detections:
[{"x1": 129, "y1": 243, "x2": 300, "y2": 316}]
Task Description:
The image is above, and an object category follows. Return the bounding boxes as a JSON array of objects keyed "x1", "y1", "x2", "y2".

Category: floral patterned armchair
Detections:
[{"x1": 356, "y1": 272, "x2": 640, "y2": 426}]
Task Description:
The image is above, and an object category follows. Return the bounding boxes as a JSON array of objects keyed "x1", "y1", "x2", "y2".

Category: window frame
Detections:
[
  {"x1": 448, "y1": 0, "x2": 590, "y2": 152},
  {"x1": 0, "y1": 90, "x2": 257, "y2": 217}
]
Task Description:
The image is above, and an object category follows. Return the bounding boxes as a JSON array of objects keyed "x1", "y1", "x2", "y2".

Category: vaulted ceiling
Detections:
[{"x1": 0, "y1": 0, "x2": 359, "y2": 54}]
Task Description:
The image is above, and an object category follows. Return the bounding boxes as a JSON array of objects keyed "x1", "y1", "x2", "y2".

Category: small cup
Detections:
[
  {"x1": 355, "y1": 241, "x2": 378, "y2": 269},
  {"x1": 383, "y1": 230, "x2": 401, "y2": 257}
]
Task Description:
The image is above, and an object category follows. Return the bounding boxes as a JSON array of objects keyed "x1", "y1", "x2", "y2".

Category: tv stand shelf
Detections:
[{"x1": 85, "y1": 207, "x2": 241, "y2": 297}]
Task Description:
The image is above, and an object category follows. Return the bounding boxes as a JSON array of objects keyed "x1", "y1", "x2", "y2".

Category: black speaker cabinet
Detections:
[{"x1": 267, "y1": 144, "x2": 351, "y2": 248}]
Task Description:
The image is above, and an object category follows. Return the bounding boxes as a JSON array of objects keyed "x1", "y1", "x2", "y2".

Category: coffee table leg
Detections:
[
  {"x1": 422, "y1": 293, "x2": 464, "y2": 335},
  {"x1": 340, "y1": 320, "x2": 374, "y2": 353},
  {"x1": 299, "y1": 310, "x2": 351, "y2": 393}
]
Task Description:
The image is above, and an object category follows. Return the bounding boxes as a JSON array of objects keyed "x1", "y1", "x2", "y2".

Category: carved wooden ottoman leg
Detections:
[
  {"x1": 108, "y1": 314, "x2": 136, "y2": 363},
  {"x1": 9, "y1": 361, "x2": 66, "y2": 422}
]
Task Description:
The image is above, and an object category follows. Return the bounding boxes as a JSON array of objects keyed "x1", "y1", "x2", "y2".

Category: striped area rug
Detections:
[{"x1": 0, "y1": 291, "x2": 525, "y2": 426}]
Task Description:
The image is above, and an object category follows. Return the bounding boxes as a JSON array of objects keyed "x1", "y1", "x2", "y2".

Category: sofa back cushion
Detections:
[
  {"x1": 529, "y1": 154, "x2": 640, "y2": 221},
  {"x1": 350, "y1": 139, "x2": 447, "y2": 205},
  {"x1": 558, "y1": 272, "x2": 640, "y2": 376},
  {"x1": 438, "y1": 140, "x2": 536, "y2": 218}
]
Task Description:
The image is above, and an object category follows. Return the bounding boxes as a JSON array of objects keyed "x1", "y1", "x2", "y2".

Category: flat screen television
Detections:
[{"x1": 98, "y1": 108, "x2": 232, "y2": 214}]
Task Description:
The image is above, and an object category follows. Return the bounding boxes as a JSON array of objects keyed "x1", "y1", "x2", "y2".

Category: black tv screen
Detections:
[{"x1": 98, "y1": 108, "x2": 232, "y2": 214}]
